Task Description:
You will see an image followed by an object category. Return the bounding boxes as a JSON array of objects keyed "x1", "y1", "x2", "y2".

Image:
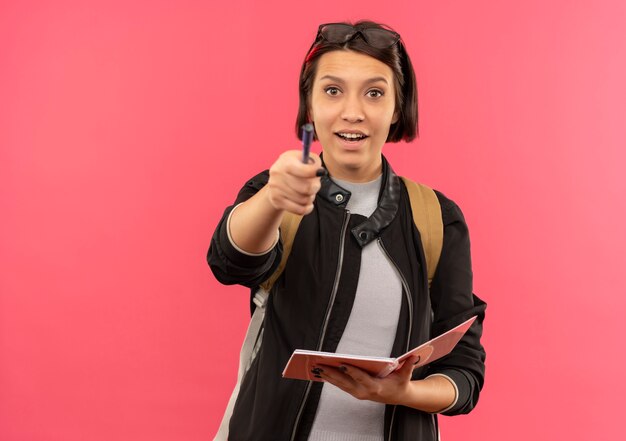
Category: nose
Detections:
[{"x1": 341, "y1": 94, "x2": 365, "y2": 123}]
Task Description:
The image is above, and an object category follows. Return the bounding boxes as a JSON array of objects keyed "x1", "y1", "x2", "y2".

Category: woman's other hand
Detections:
[{"x1": 316, "y1": 356, "x2": 457, "y2": 413}]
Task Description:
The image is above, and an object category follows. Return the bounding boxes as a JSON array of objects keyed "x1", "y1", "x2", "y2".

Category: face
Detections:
[{"x1": 309, "y1": 50, "x2": 398, "y2": 182}]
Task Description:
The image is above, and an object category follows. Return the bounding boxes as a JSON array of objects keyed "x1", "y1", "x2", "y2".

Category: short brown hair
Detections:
[{"x1": 296, "y1": 20, "x2": 418, "y2": 143}]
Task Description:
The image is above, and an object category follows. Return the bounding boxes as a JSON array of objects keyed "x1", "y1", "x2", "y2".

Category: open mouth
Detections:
[{"x1": 335, "y1": 132, "x2": 368, "y2": 142}]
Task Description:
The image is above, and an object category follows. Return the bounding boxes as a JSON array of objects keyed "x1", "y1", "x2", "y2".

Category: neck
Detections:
[{"x1": 323, "y1": 156, "x2": 383, "y2": 183}]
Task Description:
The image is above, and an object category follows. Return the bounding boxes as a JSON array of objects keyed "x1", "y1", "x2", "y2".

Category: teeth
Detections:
[{"x1": 338, "y1": 133, "x2": 365, "y2": 139}]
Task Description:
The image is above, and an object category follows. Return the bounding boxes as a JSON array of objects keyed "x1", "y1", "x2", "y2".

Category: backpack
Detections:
[{"x1": 214, "y1": 177, "x2": 443, "y2": 441}]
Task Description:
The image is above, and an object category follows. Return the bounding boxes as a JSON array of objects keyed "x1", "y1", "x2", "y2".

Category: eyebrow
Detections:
[{"x1": 318, "y1": 75, "x2": 389, "y2": 85}]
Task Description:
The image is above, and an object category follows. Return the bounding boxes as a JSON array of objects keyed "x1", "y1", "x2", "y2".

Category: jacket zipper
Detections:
[
  {"x1": 377, "y1": 238, "x2": 413, "y2": 441},
  {"x1": 289, "y1": 210, "x2": 351, "y2": 441}
]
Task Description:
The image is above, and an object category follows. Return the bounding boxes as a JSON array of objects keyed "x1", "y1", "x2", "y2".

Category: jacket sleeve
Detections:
[
  {"x1": 426, "y1": 191, "x2": 487, "y2": 416},
  {"x1": 207, "y1": 170, "x2": 283, "y2": 289}
]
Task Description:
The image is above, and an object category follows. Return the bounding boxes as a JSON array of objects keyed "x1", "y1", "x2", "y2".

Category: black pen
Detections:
[{"x1": 301, "y1": 123, "x2": 314, "y2": 163}]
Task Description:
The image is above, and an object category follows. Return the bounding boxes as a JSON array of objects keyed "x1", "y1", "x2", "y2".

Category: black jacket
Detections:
[{"x1": 208, "y1": 157, "x2": 486, "y2": 441}]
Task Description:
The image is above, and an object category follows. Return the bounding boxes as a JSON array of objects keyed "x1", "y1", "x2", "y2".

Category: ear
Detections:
[{"x1": 391, "y1": 109, "x2": 399, "y2": 125}]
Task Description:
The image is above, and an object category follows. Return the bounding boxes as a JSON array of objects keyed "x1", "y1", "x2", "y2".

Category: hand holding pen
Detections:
[{"x1": 264, "y1": 125, "x2": 324, "y2": 216}]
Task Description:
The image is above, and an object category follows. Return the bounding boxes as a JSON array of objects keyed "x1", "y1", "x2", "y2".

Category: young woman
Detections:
[{"x1": 208, "y1": 21, "x2": 486, "y2": 441}]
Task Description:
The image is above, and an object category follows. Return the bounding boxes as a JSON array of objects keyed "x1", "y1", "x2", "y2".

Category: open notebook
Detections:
[{"x1": 282, "y1": 316, "x2": 476, "y2": 382}]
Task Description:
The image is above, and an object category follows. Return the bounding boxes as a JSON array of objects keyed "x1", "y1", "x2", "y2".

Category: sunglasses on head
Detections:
[{"x1": 316, "y1": 23, "x2": 401, "y2": 49}]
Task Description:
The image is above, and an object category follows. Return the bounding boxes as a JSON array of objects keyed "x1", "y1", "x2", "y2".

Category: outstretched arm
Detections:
[{"x1": 228, "y1": 150, "x2": 322, "y2": 254}]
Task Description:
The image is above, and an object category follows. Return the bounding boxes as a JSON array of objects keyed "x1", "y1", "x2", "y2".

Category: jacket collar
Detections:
[{"x1": 318, "y1": 155, "x2": 401, "y2": 247}]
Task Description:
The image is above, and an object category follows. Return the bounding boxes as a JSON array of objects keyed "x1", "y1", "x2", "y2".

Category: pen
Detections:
[{"x1": 301, "y1": 123, "x2": 314, "y2": 163}]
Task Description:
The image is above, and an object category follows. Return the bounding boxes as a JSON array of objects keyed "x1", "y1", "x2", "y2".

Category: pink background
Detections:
[{"x1": 2, "y1": 1, "x2": 625, "y2": 440}]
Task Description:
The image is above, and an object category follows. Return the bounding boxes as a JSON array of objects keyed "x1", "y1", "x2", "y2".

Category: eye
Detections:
[
  {"x1": 367, "y1": 89, "x2": 384, "y2": 98},
  {"x1": 324, "y1": 86, "x2": 341, "y2": 96}
]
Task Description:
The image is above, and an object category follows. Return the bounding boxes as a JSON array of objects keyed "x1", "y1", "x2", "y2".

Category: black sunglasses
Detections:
[{"x1": 316, "y1": 23, "x2": 401, "y2": 49}]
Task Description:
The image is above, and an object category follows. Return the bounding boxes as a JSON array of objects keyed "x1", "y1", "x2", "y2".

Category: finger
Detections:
[
  {"x1": 268, "y1": 169, "x2": 318, "y2": 195},
  {"x1": 320, "y1": 365, "x2": 384, "y2": 401},
  {"x1": 270, "y1": 152, "x2": 323, "y2": 195},
  {"x1": 286, "y1": 177, "x2": 322, "y2": 198},
  {"x1": 316, "y1": 365, "x2": 357, "y2": 389},
  {"x1": 284, "y1": 152, "x2": 322, "y2": 178},
  {"x1": 278, "y1": 188, "x2": 316, "y2": 206},
  {"x1": 271, "y1": 193, "x2": 315, "y2": 215},
  {"x1": 395, "y1": 356, "x2": 420, "y2": 379},
  {"x1": 320, "y1": 375, "x2": 356, "y2": 396},
  {"x1": 337, "y1": 364, "x2": 377, "y2": 388},
  {"x1": 307, "y1": 152, "x2": 323, "y2": 168}
]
